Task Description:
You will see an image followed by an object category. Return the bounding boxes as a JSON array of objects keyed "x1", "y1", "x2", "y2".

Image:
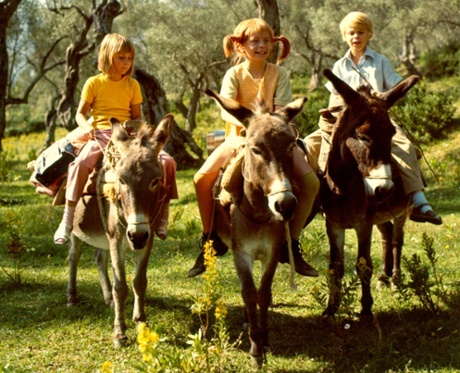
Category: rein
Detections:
[{"x1": 284, "y1": 223, "x2": 297, "y2": 291}]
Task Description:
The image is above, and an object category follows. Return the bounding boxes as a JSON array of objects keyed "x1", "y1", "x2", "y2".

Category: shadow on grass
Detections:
[{"x1": 222, "y1": 292, "x2": 460, "y2": 373}]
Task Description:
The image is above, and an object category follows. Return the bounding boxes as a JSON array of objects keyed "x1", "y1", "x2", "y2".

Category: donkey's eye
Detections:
[
  {"x1": 250, "y1": 146, "x2": 262, "y2": 156},
  {"x1": 150, "y1": 179, "x2": 159, "y2": 190},
  {"x1": 357, "y1": 134, "x2": 370, "y2": 144}
]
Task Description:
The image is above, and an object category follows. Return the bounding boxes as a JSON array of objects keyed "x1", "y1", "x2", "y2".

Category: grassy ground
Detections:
[{"x1": 1, "y1": 124, "x2": 460, "y2": 372}]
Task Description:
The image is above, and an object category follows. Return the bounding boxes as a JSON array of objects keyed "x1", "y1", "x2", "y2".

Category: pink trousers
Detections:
[{"x1": 65, "y1": 128, "x2": 178, "y2": 203}]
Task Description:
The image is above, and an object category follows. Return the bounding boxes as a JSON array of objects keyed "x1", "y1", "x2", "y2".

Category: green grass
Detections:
[{"x1": 1, "y1": 125, "x2": 460, "y2": 372}]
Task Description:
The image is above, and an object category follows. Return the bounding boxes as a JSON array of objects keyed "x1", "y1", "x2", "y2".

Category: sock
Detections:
[
  {"x1": 412, "y1": 191, "x2": 432, "y2": 213},
  {"x1": 63, "y1": 205, "x2": 76, "y2": 227}
]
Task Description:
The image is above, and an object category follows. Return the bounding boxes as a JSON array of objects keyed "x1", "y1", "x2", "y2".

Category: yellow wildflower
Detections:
[
  {"x1": 101, "y1": 361, "x2": 113, "y2": 373},
  {"x1": 215, "y1": 301, "x2": 227, "y2": 320}
]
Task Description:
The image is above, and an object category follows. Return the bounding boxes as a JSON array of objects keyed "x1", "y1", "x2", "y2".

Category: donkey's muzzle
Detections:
[
  {"x1": 270, "y1": 192, "x2": 297, "y2": 221},
  {"x1": 126, "y1": 223, "x2": 151, "y2": 250},
  {"x1": 364, "y1": 164, "x2": 394, "y2": 203}
]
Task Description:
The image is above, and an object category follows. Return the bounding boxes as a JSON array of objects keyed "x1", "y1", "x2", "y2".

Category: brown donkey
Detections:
[
  {"x1": 67, "y1": 115, "x2": 172, "y2": 347},
  {"x1": 316, "y1": 69, "x2": 419, "y2": 319},
  {"x1": 205, "y1": 89, "x2": 307, "y2": 366}
]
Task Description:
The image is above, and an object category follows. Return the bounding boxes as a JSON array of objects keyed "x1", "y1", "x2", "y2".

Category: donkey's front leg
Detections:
[
  {"x1": 109, "y1": 240, "x2": 129, "y2": 347},
  {"x1": 258, "y1": 259, "x2": 277, "y2": 354},
  {"x1": 132, "y1": 238, "x2": 153, "y2": 324},
  {"x1": 324, "y1": 222, "x2": 345, "y2": 317},
  {"x1": 356, "y1": 225, "x2": 374, "y2": 318},
  {"x1": 234, "y1": 252, "x2": 264, "y2": 367},
  {"x1": 376, "y1": 221, "x2": 394, "y2": 286}
]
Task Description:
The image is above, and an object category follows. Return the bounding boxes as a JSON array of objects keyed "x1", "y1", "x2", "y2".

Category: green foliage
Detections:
[
  {"x1": 128, "y1": 242, "x2": 241, "y2": 372},
  {"x1": 0, "y1": 150, "x2": 17, "y2": 182},
  {"x1": 421, "y1": 41, "x2": 460, "y2": 79},
  {"x1": 295, "y1": 88, "x2": 329, "y2": 138},
  {"x1": 0, "y1": 211, "x2": 26, "y2": 286},
  {"x1": 398, "y1": 234, "x2": 447, "y2": 314},
  {"x1": 5, "y1": 120, "x2": 45, "y2": 137},
  {"x1": 391, "y1": 82, "x2": 458, "y2": 144}
]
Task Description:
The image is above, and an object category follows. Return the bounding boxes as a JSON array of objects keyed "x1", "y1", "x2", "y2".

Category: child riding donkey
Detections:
[
  {"x1": 188, "y1": 18, "x2": 320, "y2": 278},
  {"x1": 53, "y1": 33, "x2": 178, "y2": 245},
  {"x1": 304, "y1": 11, "x2": 442, "y2": 226}
]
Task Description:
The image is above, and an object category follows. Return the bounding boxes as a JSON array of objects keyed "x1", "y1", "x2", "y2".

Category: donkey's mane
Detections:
[{"x1": 132, "y1": 124, "x2": 157, "y2": 150}]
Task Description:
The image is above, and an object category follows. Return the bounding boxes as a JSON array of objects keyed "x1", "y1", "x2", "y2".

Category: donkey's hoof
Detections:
[
  {"x1": 250, "y1": 354, "x2": 264, "y2": 368},
  {"x1": 376, "y1": 277, "x2": 389, "y2": 290},
  {"x1": 66, "y1": 297, "x2": 80, "y2": 307},
  {"x1": 113, "y1": 335, "x2": 129, "y2": 348}
]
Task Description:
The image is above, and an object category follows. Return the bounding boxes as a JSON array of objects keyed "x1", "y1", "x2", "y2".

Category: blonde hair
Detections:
[
  {"x1": 98, "y1": 33, "x2": 136, "y2": 77},
  {"x1": 339, "y1": 12, "x2": 373, "y2": 41},
  {"x1": 223, "y1": 18, "x2": 290, "y2": 65}
]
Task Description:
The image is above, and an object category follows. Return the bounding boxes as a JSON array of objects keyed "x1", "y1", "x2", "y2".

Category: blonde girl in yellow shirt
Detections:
[{"x1": 54, "y1": 33, "x2": 178, "y2": 244}]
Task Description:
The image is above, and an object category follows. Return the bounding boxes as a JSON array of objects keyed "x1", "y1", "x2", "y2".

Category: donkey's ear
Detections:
[
  {"x1": 380, "y1": 75, "x2": 419, "y2": 109},
  {"x1": 153, "y1": 113, "x2": 173, "y2": 145},
  {"x1": 323, "y1": 68, "x2": 360, "y2": 106},
  {"x1": 111, "y1": 117, "x2": 130, "y2": 152},
  {"x1": 205, "y1": 89, "x2": 254, "y2": 127},
  {"x1": 276, "y1": 97, "x2": 307, "y2": 123}
]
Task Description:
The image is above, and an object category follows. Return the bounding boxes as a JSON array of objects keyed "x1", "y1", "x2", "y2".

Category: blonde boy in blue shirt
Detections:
[{"x1": 305, "y1": 11, "x2": 442, "y2": 225}]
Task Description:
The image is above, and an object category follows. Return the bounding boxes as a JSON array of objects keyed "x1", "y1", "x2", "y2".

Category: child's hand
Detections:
[
  {"x1": 81, "y1": 117, "x2": 95, "y2": 139},
  {"x1": 84, "y1": 128, "x2": 96, "y2": 140}
]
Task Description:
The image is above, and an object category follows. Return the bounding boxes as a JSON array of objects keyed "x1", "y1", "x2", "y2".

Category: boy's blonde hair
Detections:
[
  {"x1": 223, "y1": 18, "x2": 290, "y2": 65},
  {"x1": 339, "y1": 12, "x2": 373, "y2": 41},
  {"x1": 98, "y1": 33, "x2": 136, "y2": 77}
]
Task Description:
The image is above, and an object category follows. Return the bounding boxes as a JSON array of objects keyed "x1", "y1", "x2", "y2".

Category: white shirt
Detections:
[{"x1": 326, "y1": 46, "x2": 402, "y2": 107}]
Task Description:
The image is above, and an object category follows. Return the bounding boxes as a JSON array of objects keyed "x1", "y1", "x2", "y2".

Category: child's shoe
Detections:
[{"x1": 54, "y1": 221, "x2": 72, "y2": 245}]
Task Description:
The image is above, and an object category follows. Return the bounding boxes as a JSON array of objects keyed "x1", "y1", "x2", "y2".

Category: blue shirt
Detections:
[{"x1": 326, "y1": 46, "x2": 402, "y2": 107}]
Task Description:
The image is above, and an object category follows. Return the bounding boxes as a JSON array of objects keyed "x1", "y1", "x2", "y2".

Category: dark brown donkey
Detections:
[
  {"x1": 316, "y1": 69, "x2": 419, "y2": 319},
  {"x1": 204, "y1": 89, "x2": 307, "y2": 367},
  {"x1": 67, "y1": 115, "x2": 172, "y2": 346}
]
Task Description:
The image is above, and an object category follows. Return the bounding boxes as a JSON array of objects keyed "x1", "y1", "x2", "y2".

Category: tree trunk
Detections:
[
  {"x1": 399, "y1": 31, "x2": 422, "y2": 77},
  {"x1": 93, "y1": 0, "x2": 122, "y2": 45},
  {"x1": 56, "y1": 1, "x2": 122, "y2": 132},
  {"x1": 44, "y1": 96, "x2": 59, "y2": 147},
  {"x1": 307, "y1": 54, "x2": 322, "y2": 91},
  {"x1": 0, "y1": 0, "x2": 23, "y2": 152},
  {"x1": 185, "y1": 72, "x2": 205, "y2": 132},
  {"x1": 135, "y1": 68, "x2": 202, "y2": 169},
  {"x1": 54, "y1": 8, "x2": 94, "y2": 132},
  {"x1": 308, "y1": 68, "x2": 321, "y2": 91}
]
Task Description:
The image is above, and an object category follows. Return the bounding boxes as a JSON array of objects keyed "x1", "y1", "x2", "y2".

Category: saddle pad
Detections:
[{"x1": 219, "y1": 150, "x2": 245, "y2": 206}]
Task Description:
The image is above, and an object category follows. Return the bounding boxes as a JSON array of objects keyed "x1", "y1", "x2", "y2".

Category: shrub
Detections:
[
  {"x1": 5, "y1": 120, "x2": 46, "y2": 137},
  {"x1": 391, "y1": 82, "x2": 457, "y2": 144},
  {"x1": 421, "y1": 41, "x2": 460, "y2": 79},
  {"x1": 295, "y1": 88, "x2": 329, "y2": 138}
]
